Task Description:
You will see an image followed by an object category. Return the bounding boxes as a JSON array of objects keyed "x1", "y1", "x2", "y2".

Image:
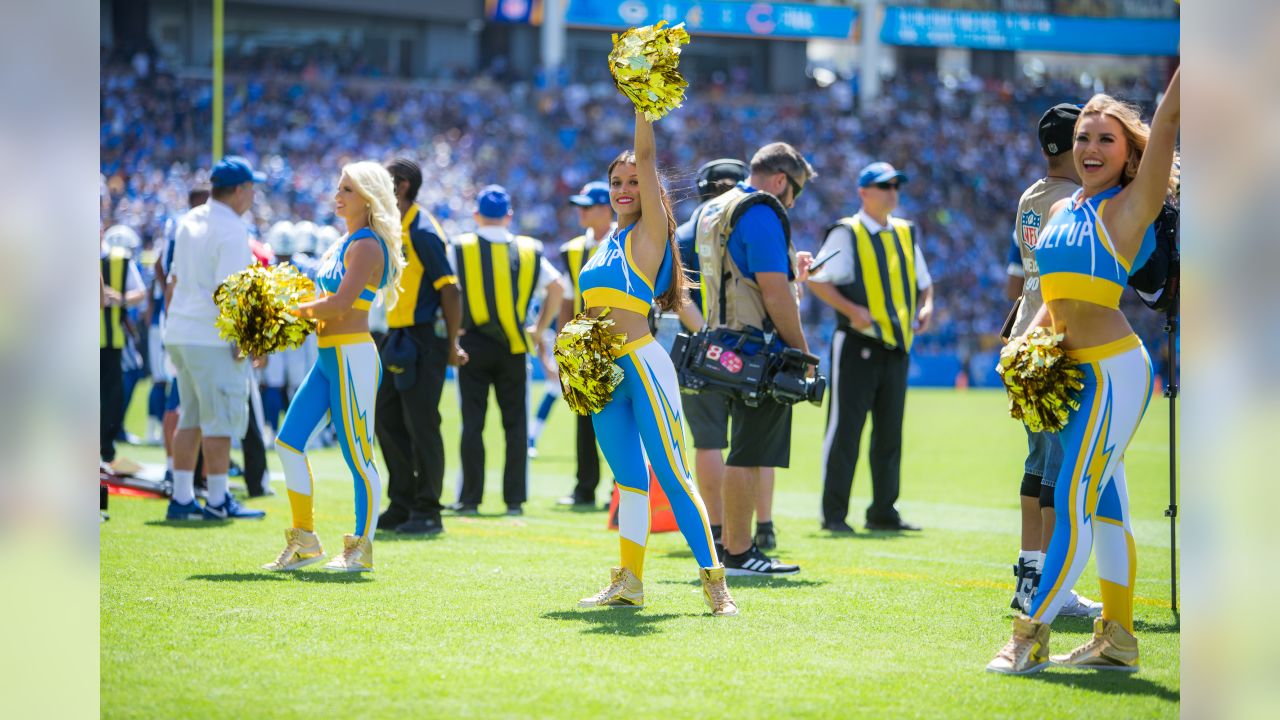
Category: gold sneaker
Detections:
[
  {"x1": 700, "y1": 567, "x2": 738, "y2": 616},
  {"x1": 1051, "y1": 618, "x2": 1140, "y2": 672},
  {"x1": 987, "y1": 615, "x2": 1051, "y2": 675},
  {"x1": 323, "y1": 534, "x2": 373, "y2": 572},
  {"x1": 578, "y1": 567, "x2": 644, "y2": 607},
  {"x1": 262, "y1": 528, "x2": 326, "y2": 571}
]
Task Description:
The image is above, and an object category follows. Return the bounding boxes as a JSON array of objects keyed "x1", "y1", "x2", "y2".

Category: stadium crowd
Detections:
[{"x1": 100, "y1": 57, "x2": 1170, "y2": 366}]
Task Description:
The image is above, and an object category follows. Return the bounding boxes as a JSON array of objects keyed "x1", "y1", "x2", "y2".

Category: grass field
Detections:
[{"x1": 102, "y1": 384, "x2": 1179, "y2": 718}]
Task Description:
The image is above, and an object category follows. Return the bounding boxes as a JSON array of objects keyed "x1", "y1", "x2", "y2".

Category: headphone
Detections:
[{"x1": 695, "y1": 158, "x2": 749, "y2": 197}]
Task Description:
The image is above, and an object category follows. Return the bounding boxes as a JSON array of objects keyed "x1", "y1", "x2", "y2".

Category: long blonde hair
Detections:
[
  {"x1": 1077, "y1": 94, "x2": 1180, "y2": 197},
  {"x1": 323, "y1": 161, "x2": 406, "y2": 309}
]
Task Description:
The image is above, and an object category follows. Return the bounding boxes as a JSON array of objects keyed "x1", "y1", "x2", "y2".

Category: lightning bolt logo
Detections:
[
  {"x1": 345, "y1": 362, "x2": 374, "y2": 464},
  {"x1": 1080, "y1": 383, "x2": 1116, "y2": 527}
]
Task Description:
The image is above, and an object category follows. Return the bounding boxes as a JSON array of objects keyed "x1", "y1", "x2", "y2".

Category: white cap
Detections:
[{"x1": 103, "y1": 224, "x2": 141, "y2": 251}]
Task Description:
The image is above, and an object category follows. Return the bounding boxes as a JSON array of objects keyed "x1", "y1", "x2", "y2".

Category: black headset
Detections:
[{"x1": 695, "y1": 158, "x2": 749, "y2": 197}]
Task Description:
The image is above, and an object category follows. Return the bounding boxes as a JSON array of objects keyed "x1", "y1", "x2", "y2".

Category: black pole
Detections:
[{"x1": 1164, "y1": 304, "x2": 1178, "y2": 614}]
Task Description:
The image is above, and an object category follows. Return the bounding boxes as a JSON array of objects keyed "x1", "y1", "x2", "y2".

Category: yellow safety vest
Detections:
[
  {"x1": 100, "y1": 246, "x2": 131, "y2": 349},
  {"x1": 832, "y1": 216, "x2": 919, "y2": 351},
  {"x1": 455, "y1": 232, "x2": 542, "y2": 354},
  {"x1": 559, "y1": 234, "x2": 599, "y2": 316}
]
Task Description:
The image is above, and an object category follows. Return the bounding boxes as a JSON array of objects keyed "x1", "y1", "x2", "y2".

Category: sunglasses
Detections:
[
  {"x1": 783, "y1": 173, "x2": 805, "y2": 200},
  {"x1": 874, "y1": 181, "x2": 901, "y2": 191}
]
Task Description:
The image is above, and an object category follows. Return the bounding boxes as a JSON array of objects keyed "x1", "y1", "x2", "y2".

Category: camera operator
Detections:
[
  {"x1": 807, "y1": 162, "x2": 933, "y2": 534},
  {"x1": 694, "y1": 143, "x2": 814, "y2": 576}
]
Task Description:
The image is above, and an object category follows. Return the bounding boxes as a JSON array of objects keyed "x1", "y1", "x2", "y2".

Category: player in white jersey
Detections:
[{"x1": 1003, "y1": 104, "x2": 1100, "y2": 620}]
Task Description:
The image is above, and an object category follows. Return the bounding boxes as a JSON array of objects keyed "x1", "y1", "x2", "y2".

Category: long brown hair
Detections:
[
  {"x1": 607, "y1": 151, "x2": 686, "y2": 312},
  {"x1": 1077, "y1": 94, "x2": 1180, "y2": 197}
]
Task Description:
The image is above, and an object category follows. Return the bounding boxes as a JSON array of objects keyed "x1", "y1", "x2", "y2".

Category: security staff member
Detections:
[
  {"x1": 452, "y1": 185, "x2": 564, "y2": 516},
  {"x1": 808, "y1": 162, "x2": 934, "y2": 533},
  {"x1": 556, "y1": 181, "x2": 613, "y2": 508},
  {"x1": 100, "y1": 225, "x2": 147, "y2": 471},
  {"x1": 375, "y1": 159, "x2": 466, "y2": 535}
]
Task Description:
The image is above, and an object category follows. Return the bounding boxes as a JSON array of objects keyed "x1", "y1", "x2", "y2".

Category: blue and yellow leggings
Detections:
[
  {"x1": 275, "y1": 333, "x2": 382, "y2": 539},
  {"x1": 592, "y1": 336, "x2": 720, "y2": 576},
  {"x1": 1029, "y1": 335, "x2": 1153, "y2": 633}
]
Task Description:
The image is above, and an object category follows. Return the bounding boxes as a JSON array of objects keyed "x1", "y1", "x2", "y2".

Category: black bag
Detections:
[{"x1": 1127, "y1": 199, "x2": 1179, "y2": 312}]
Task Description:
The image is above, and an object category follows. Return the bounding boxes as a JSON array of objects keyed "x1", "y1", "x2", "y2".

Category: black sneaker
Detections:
[
  {"x1": 714, "y1": 541, "x2": 726, "y2": 564},
  {"x1": 1011, "y1": 559, "x2": 1042, "y2": 612},
  {"x1": 378, "y1": 508, "x2": 410, "y2": 530},
  {"x1": 723, "y1": 544, "x2": 800, "y2": 576},
  {"x1": 1011, "y1": 562, "x2": 1027, "y2": 611},
  {"x1": 822, "y1": 520, "x2": 856, "y2": 534},
  {"x1": 864, "y1": 518, "x2": 922, "y2": 532},
  {"x1": 396, "y1": 517, "x2": 444, "y2": 535}
]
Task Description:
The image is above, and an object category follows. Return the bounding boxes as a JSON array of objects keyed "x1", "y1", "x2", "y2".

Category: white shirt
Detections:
[
  {"x1": 164, "y1": 199, "x2": 254, "y2": 346},
  {"x1": 809, "y1": 209, "x2": 932, "y2": 289},
  {"x1": 450, "y1": 226, "x2": 563, "y2": 298}
]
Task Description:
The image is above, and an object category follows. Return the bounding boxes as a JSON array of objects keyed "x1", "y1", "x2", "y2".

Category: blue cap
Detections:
[
  {"x1": 476, "y1": 184, "x2": 511, "y2": 218},
  {"x1": 568, "y1": 181, "x2": 610, "y2": 207},
  {"x1": 857, "y1": 162, "x2": 908, "y2": 188},
  {"x1": 210, "y1": 155, "x2": 266, "y2": 188}
]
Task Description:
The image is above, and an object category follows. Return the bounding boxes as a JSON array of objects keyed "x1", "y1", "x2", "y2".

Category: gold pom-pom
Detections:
[
  {"x1": 608, "y1": 21, "x2": 691, "y2": 122},
  {"x1": 213, "y1": 263, "x2": 318, "y2": 358},
  {"x1": 554, "y1": 310, "x2": 627, "y2": 415},
  {"x1": 996, "y1": 328, "x2": 1085, "y2": 433}
]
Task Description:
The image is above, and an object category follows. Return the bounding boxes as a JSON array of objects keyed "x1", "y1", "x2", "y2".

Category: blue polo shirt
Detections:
[{"x1": 726, "y1": 184, "x2": 791, "y2": 281}]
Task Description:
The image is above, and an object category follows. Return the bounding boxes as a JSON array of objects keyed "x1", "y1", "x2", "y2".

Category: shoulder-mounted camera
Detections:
[{"x1": 670, "y1": 326, "x2": 826, "y2": 407}]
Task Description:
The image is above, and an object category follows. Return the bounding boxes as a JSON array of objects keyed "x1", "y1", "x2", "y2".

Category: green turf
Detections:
[{"x1": 103, "y1": 384, "x2": 1179, "y2": 718}]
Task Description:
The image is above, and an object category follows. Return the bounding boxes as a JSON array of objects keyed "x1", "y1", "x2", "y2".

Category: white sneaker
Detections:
[{"x1": 1058, "y1": 590, "x2": 1103, "y2": 618}]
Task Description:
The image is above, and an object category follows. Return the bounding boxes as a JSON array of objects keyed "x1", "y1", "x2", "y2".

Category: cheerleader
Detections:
[
  {"x1": 988, "y1": 68, "x2": 1180, "y2": 673},
  {"x1": 262, "y1": 162, "x2": 405, "y2": 572},
  {"x1": 573, "y1": 110, "x2": 736, "y2": 616}
]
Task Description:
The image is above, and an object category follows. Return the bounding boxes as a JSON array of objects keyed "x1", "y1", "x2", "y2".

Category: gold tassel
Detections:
[
  {"x1": 608, "y1": 21, "x2": 692, "y2": 122},
  {"x1": 997, "y1": 328, "x2": 1085, "y2": 433},
  {"x1": 554, "y1": 310, "x2": 627, "y2": 415},
  {"x1": 213, "y1": 263, "x2": 318, "y2": 357}
]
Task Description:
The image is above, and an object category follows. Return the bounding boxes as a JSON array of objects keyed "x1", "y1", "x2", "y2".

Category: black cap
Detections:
[
  {"x1": 696, "y1": 158, "x2": 748, "y2": 198},
  {"x1": 1038, "y1": 103, "x2": 1081, "y2": 157}
]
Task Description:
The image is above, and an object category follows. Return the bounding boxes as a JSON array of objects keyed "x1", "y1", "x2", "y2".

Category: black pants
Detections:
[
  {"x1": 100, "y1": 347, "x2": 123, "y2": 463},
  {"x1": 242, "y1": 395, "x2": 267, "y2": 496},
  {"x1": 571, "y1": 413, "x2": 601, "y2": 503},
  {"x1": 820, "y1": 328, "x2": 910, "y2": 526},
  {"x1": 457, "y1": 332, "x2": 527, "y2": 509},
  {"x1": 376, "y1": 326, "x2": 449, "y2": 521}
]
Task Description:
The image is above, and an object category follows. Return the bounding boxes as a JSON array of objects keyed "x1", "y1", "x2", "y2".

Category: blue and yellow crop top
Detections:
[
  {"x1": 578, "y1": 222, "x2": 673, "y2": 315},
  {"x1": 315, "y1": 227, "x2": 391, "y2": 311},
  {"x1": 1036, "y1": 185, "x2": 1155, "y2": 309}
]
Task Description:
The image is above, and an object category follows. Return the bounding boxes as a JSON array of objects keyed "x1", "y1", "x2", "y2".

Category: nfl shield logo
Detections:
[{"x1": 1020, "y1": 209, "x2": 1042, "y2": 250}]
